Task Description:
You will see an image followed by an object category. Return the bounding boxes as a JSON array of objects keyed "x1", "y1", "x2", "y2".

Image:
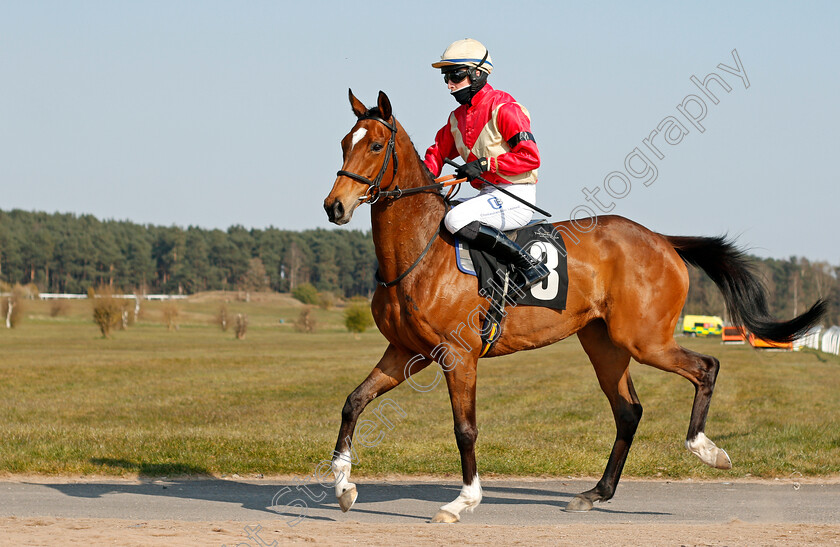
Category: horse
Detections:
[{"x1": 323, "y1": 90, "x2": 826, "y2": 523}]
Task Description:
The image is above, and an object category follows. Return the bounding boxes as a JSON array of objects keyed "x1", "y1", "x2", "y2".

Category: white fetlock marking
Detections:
[
  {"x1": 332, "y1": 450, "x2": 355, "y2": 497},
  {"x1": 440, "y1": 475, "x2": 482, "y2": 517},
  {"x1": 686, "y1": 432, "x2": 722, "y2": 467}
]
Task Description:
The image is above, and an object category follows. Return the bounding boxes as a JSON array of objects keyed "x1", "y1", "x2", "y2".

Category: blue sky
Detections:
[{"x1": 2, "y1": 1, "x2": 838, "y2": 262}]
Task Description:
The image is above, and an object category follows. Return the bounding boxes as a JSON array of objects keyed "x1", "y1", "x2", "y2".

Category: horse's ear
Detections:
[
  {"x1": 349, "y1": 88, "x2": 367, "y2": 118},
  {"x1": 377, "y1": 91, "x2": 392, "y2": 121}
]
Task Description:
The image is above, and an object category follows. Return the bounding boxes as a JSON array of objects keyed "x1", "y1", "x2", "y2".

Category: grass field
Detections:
[{"x1": 1, "y1": 293, "x2": 839, "y2": 479}]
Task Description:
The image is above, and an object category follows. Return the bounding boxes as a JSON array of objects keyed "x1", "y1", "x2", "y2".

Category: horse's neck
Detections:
[{"x1": 370, "y1": 151, "x2": 446, "y2": 283}]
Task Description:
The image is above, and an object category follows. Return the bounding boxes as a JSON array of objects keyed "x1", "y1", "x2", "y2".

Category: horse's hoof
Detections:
[
  {"x1": 715, "y1": 448, "x2": 732, "y2": 470},
  {"x1": 338, "y1": 487, "x2": 357, "y2": 512},
  {"x1": 431, "y1": 510, "x2": 459, "y2": 523},
  {"x1": 565, "y1": 496, "x2": 594, "y2": 512}
]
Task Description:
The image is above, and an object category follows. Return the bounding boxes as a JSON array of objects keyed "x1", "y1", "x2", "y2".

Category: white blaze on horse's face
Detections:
[
  {"x1": 350, "y1": 128, "x2": 367, "y2": 151},
  {"x1": 325, "y1": 124, "x2": 379, "y2": 225}
]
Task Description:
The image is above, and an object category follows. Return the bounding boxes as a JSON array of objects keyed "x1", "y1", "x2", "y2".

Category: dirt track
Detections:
[
  {"x1": 2, "y1": 518, "x2": 838, "y2": 546},
  {"x1": 2, "y1": 476, "x2": 839, "y2": 545}
]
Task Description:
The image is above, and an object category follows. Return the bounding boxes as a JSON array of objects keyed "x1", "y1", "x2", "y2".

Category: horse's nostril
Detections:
[{"x1": 325, "y1": 200, "x2": 345, "y2": 223}]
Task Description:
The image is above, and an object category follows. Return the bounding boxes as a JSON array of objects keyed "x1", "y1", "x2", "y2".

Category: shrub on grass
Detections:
[
  {"x1": 3, "y1": 285, "x2": 26, "y2": 328},
  {"x1": 49, "y1": 299, "x2": 69, "y2": 317},
  {"x1": 90, "y1": 286, "x2": 123, "y2": 338},
  {"x1": 294, "y1": 307, "x2": 318, "y2": 333},
  {"x1": 317, "y1": 291, "x2": 335, "y2": 310},
  {"x1": 235, "y1": 313, "x2": 248, "y2": 340},
  {"x1": 292, "y1": 283, "x2": 319, "y2": 305},
  {"x1": 216, "y1": 303, "x2": 230, "y2": 331},
  {"x1": 344, "y1": 303, "x2": 374, "y2": 333},
  {"x1": 161, "y1": 302, "x2": 180, "y2": 331}
]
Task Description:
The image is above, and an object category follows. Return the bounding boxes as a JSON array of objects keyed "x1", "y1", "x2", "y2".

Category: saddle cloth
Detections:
[{"x1": 455, "y1": 220, "x2": 569, "y2": 311}]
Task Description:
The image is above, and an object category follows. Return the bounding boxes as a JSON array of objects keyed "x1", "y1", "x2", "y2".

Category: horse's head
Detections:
[{"x1": 324, "y1": 89, "x2": 398, "y2": 225}]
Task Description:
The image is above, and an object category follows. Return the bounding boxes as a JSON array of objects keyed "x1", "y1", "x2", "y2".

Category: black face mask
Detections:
[
  {"x1": 451, "y1": 86, "x2": 473, "y2": 105},
  {"x1": 450, "y1": 70, "x2": 488, "y2": 106}
]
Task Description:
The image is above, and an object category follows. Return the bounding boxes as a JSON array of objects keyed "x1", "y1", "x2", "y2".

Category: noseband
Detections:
[{"x1": 336, "y1": 114, "x2": 400, "y2": 204}]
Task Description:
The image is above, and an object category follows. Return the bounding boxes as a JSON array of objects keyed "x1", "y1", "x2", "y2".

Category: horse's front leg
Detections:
[
  {"x1": 431, "y1": 358, "x2": 481, "y2": 523},
  {"x1": 331, "y1": 343, "x2": 430, "y2": 512}
]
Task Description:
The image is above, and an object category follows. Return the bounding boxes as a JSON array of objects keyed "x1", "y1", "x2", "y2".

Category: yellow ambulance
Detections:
[{"x1": 682, "y1": 315, "x2": 723, "y2": 337}]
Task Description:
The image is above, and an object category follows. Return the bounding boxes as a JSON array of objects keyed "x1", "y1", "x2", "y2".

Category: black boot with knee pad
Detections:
[{"x1": 454, "y1": 221, "x2": 550, "y2": 291}]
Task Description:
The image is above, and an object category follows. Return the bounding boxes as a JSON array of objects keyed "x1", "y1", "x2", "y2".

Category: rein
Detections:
[
  {"x1": 335, "y1": 114, "x2": 461, "y2": 287},
  {"x1": 374, "y1": 222, "x2": 442, "y2": 287}
]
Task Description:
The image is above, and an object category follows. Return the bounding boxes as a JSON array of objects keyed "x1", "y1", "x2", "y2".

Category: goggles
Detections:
[{"x1": 443, "y1": 69, "x2": 470, "y2": 84}]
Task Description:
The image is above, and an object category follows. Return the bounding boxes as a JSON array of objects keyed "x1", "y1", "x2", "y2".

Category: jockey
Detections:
[{"x1": 423, "y1": 38, "x2": 549, "y2": 292}]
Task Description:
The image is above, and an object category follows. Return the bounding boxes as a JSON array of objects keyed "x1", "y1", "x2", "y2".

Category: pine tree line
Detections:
[
  {"x1": 1, "y1": 209, "x2": 838, "y2": 325},
  {"x1": 0, "y1": 209, "x2": 375, "y2": 297}
]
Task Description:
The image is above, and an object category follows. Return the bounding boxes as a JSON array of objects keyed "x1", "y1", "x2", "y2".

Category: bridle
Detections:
[
  {"x1": 335, "y1": 114, "x2": 400, "y2": 205},
  {"x1": 334, "y1": 113, "x2": 444, "y2": 287},
  {"x1": 336, "y1": 113, "x2": 464, "y2": 203}
]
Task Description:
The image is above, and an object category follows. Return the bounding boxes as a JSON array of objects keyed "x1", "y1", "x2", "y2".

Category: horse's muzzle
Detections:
[{"x1": 325, "y1": 199, "x2": 347, "y2": 225}]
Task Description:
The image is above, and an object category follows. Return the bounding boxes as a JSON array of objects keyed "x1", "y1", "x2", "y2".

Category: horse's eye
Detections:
[{"x1": 371, "y1": 142, "x2": 384, "y2": 152}]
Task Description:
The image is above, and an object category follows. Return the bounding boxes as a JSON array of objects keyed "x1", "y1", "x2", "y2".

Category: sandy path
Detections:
[
  {"x1": 2, "y1": 476, "x2": 839, "y2": 546},
  {"x1": 2, "y1": 519, "x2": 839, "y2": 546}
]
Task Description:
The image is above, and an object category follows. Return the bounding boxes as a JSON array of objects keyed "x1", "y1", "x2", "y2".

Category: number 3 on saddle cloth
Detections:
[{"x1": 454, "y1": 220, "x2": 569, "y2": 357}]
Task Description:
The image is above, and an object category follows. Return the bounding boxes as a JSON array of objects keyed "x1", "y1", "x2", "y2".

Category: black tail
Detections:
[{"x1": 667, "y1": 235, "x2": 827, "y2": 343}]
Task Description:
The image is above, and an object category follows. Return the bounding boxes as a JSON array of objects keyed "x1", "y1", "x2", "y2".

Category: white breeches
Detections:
[{"x1": 444, "y1": 183, "x2": 537, "y2": 234}]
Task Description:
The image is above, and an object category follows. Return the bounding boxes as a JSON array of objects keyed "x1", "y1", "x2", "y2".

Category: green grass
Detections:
[{"x1": 1, "y1": 295, "x2": 839, "y2": 479}]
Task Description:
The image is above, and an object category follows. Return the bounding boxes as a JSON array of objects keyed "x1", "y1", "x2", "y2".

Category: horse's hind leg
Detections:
[
  {"x1": 331, "y1": 343, "x2": 430, "y2": 512},
  {"x1": 635, "y1": 341, "x2": 732, "y2": 470},
  {"x1": 431, "y1": 357, "x2": 481, "y2": 523},
  {"x1": 568, "y1": 320, "x2": 642, "y2": 512}
]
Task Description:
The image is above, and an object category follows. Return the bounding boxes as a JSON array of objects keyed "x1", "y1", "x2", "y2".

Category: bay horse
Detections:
[{"x1": 323, "y1": 90, "x2": 826, "y2": 523}]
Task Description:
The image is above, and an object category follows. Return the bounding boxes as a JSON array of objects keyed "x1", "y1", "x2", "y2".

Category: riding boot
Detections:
[{"x1": 456, "y1": 222, "x2": 550, "y2": 291}]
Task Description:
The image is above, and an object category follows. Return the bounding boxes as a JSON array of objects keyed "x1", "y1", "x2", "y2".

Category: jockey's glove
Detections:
[{"x1": 456, "y1": 157, "x2": 489, "y2": 182}]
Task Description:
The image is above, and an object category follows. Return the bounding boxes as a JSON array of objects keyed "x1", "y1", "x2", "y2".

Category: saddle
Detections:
[{"x1": 455, "y1": 220, "x2": 569, "y2": 356}]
